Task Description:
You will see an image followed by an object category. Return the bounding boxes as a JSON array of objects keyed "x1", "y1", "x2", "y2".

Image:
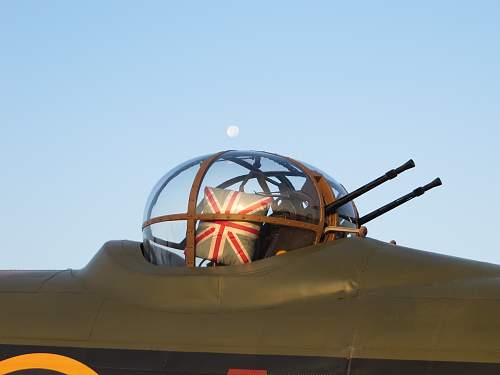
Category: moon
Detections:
[{"x1": 226, "y1": 125, "x2": 239, "y2": 138}]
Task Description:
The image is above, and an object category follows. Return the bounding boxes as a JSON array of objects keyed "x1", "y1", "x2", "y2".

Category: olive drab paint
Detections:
[{"x1": 2, "y1": 238, "x2": 500, "y2": 374}]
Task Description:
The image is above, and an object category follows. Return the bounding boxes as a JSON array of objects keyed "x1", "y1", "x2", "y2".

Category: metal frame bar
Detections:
[
  {"x1": 185, "y1": 152, "x2": 227, "y2": 266},
  {"x1": 143, "y1": 213, "x2": 321, "y2": 232}
]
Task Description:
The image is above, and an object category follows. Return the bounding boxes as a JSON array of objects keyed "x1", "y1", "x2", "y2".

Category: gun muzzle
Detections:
[
  {"x1": 325, "y1": 159, "x2": 415, "y2": 214},
  {"x1": 357, "y1": 177, "x2": 442, "y2": 226}
]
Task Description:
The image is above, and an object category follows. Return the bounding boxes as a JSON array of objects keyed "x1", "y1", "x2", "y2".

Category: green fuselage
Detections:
[{"x1": 1, "y1": 237, "x2": 500, "y2": 374}]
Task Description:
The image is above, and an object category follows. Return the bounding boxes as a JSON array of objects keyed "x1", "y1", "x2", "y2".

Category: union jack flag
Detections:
[{"x1": 195, "y1": 187, "x2": 273, "y2": 265}]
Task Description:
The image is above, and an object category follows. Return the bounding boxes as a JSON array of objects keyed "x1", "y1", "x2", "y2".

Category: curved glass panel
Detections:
[
  {"x1": 197, "y1": 151, "x2": 321, "y2": 224},
  {"x1": 143, "y1": 154, "x2": 209, "y2": 267},
  {"x1": 143, "y1": 154, "x2": 209, "y2": 222},
  {"x1": 301, "y1": 162, "x2": 358, "y2": 229},
  {"x1": 143, "y1": 221, "x2": 187, "y2": 266}
]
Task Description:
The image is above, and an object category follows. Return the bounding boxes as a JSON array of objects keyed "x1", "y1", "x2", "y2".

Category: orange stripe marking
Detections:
[{"x1": 0, "y1": 353, "x2": 98, "y2": 374}]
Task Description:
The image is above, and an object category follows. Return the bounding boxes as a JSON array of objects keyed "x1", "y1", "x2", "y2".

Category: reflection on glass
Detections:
[
  {"x1": 143, "y1": 155, "x2": 208, "y2": 222},
  {"x1": 301, "y1": 161, "x2": 358, "y2": 228},
  {"x1": 143, "y1": 221, "x2": 187, "y2": 266},
  {"x1": 197, "y1": 151, "x2": 320, "y2": 224}
]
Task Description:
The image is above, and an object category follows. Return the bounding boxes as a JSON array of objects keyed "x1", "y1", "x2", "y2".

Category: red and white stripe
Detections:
[{"x1": 195, "y1": 187, "x2": 272, "y2": 263}]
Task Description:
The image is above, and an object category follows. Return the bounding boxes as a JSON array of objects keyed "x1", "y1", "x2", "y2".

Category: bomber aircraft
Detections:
[{"x1": 2, "y1": 150, "x2": 499, "y2": 375}]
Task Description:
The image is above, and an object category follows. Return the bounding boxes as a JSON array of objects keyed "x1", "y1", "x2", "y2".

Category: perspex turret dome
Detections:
[{"x1": 142, "y1": 151, "x2": 358, "y2": 267}]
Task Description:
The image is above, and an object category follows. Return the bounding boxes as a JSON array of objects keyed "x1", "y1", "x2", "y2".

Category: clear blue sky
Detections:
[{"x1": 1, "y1": 1, "x2": 499, "y2": 269}]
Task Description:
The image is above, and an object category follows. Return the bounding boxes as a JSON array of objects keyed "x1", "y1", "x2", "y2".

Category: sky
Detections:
[{"x1": 0, "y1": 1, "x2": 499, "y2": 269}]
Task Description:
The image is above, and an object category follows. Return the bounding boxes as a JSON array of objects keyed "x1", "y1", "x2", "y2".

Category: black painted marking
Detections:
[{"x1": 1, "y1": 344, "x2": 500, "y2": 374}]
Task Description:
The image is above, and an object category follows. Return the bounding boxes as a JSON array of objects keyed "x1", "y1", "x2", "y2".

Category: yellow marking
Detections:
[{"x1": 0, "y1": 353, "x2": 98, "y2": 375}]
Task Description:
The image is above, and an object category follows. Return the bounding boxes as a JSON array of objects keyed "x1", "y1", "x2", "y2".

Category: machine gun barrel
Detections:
[
  {"x1": 357, "y1": 177, "x2": 442, "y2": 226},
  {"x1": 325, "y1": 159, "x2": 415, "y2": 214}
]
